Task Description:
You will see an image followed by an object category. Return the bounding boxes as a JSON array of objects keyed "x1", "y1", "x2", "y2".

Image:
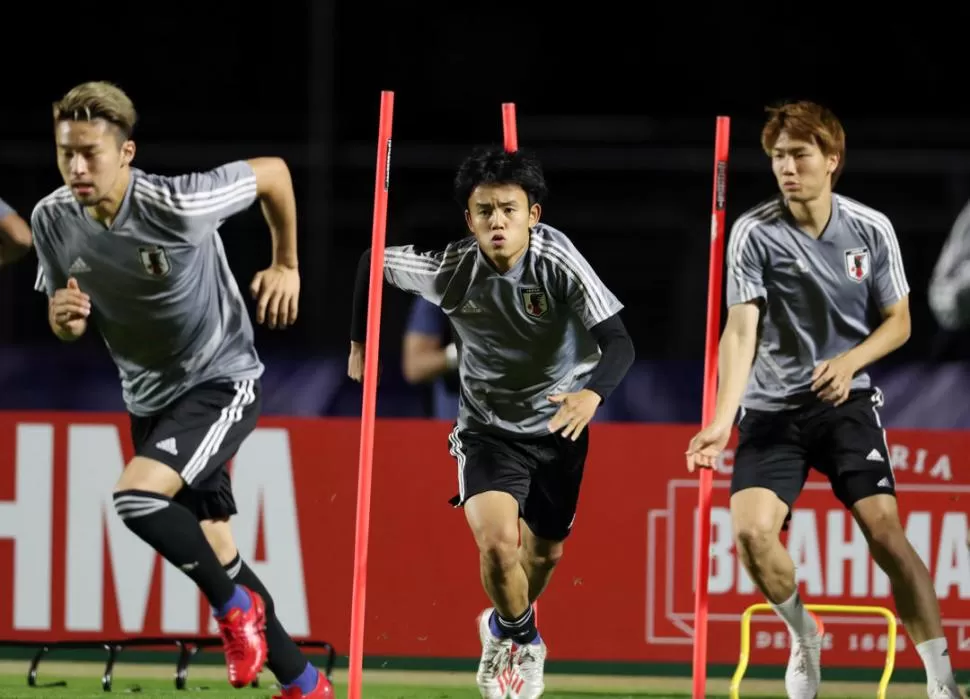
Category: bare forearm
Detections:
[
  {"x1": 255, "y1": 160, "x2": 298, "y2": 268},
  {"x1": 404, "y1": 349, "x2": 451, "y2": 384},
  {"x1": 844, "y1": 314, "x2": 910, "y2": 373},
  {"x1": 712, "y1": 330, "x2": 756, "y2": 427},
  {"x1": 0, "y1": 215, "x2": 32, "y2": 267}
]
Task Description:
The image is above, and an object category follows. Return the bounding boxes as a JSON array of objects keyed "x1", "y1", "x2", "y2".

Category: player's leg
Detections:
[
  {"x1": 507, "y1": 428, "x2": 588, "y2": 699},
  {"x1": 449, "y1": 427, "x2": 531, "y2": 699},
  {"x1": 826, "y1": 389, "x2": 960, "y2": 698},
  {"x1": 730, "y1": 407, "x2": 821, "y2": 699},
  {"x1": 518, "y1": 521, "x2": 562, "y2": 605},
  {"x1": 201, "y1": 514, "x2": 333, "y2": 698},
  {"x1": 114, "y1": 379, "x2": 268, "y2": 688}
]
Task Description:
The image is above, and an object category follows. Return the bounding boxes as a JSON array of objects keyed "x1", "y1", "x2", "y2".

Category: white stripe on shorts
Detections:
[
  {"x1": 181, "y1": 380, "x2": 256, "y2": 484},
  {"x1": 447, "y1": 425, "x2": 467, "y2": 505}
]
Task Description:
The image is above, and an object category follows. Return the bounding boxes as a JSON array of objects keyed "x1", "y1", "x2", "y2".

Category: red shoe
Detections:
[
  {"x1": 273, "y1": 670, "x2": 334, "y2": 698},
  {"x1": 216, "y1": 586, "x2": 268, "y2": 688}
]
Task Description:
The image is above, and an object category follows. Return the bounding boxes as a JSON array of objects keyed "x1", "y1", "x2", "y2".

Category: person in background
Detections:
[
  {"x1": 401, "y1": 295, "x2": 460, "y2": 419},
  {"x1": 0, "y1": 195, "x2": 33, "y2": 267}
]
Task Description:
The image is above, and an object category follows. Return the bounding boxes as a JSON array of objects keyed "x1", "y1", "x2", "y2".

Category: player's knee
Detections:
[
  {"x1": 477, "y1": 528, "x2": 521, "y2": 574},
  {"x1": 113, "y1": 456, "x2": 183, "y2": 498},
  {"x1": 112, "y1": 489, "x2": 167, "y2": 528},
  {"x1": 734, "y1": 521, "x2": 777, "y2": 564},
  {"x1": 522, "y1": 541, "x2": 564, "y2": 572}
]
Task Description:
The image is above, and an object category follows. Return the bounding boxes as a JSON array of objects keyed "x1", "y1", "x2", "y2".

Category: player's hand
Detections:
[
  {"x1": 250, "y1": 264, "x2": 299, "y2": 329},
  {"x1": 811, "y1": 353, "x2": 857, "y2": 406},
  {"x1": 347, "y1": 341, "x2": 365, "y2": 382},
  {"x1": 547, "y1": 389, "x2": 601, "y2": 441},
  {"x1": 347, "y1": 341, "x2": 381, "y2": 384},
  {"x1": 50, "y1": 277, "x2": 90, "y2": 337},
  {"x1": 685, "y1": 422, "x2": 732, "y2": 473}
]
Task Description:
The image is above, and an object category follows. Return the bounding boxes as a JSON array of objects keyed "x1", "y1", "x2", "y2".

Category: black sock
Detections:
[
  {"x1": 224, "y1": 553, "x2": 311, "y2": 687},
  {"x1": 113, "y1": 490, "x2": 235, "y2": 608},
  {"x1": 494, "y1": 605, "x2": 539, "y2": 645}
]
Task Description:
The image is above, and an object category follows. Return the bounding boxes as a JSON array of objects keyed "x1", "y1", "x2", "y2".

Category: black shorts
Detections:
[
  {"x1": 447, "y1": 426, "x2": 588, "y2": 542},
  {"x1": 129, "y1": 379, "x2": 261, "y2": 521},
  {"x1": 731, "y1": 387, "x2": 895, "y2": 524}
]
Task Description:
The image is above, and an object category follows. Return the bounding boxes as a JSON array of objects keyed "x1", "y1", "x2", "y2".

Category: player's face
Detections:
[
  {"x1": 770, "y1": 131, "x2": 838, "y2": 202},
  {"x1": 55, "y1": 119, "x2": 134, "y2": 207},
  {"x1": 464, "y1": 184, "x2": 539, "y2": 270}
]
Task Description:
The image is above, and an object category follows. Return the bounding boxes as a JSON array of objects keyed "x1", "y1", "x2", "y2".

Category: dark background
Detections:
[{"x1": 3, "y1": 3, "x2": 969, "y2": 388}]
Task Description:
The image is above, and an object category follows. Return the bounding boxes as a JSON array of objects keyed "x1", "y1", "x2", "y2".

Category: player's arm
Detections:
[
  {"x1": 928, "y1": 200, "x2": 970, "y2": 330},
  {"x1": 686, "y1": 220, "x2": 765, "y2": 470},
  {"x1": 0, "y1": 202, "x2": 32, "y2": 267},
  {"x1": 31, "y1": 213, "x2": 88, "y2": 342},
  {"x1": 581, "y1": 314, "x2": 635, "y2": 404},
  {"x1": 402, "y1": 298, "x2": 456, "y2": 384},
  {"x1": 710, "y1": 302, "x2": 761, "y2": 428},
  {"x1": 348, "y1": 242, "x2": 465, "y2": 382},
  {"x1": 246, "y1": 157, "x2": 298, "y2": 270},
  {"x1": 542, "y1": 232, "x2": 633, "y2": 439},
  {"x1": 813, "y1": 217, "x2": 911, "y2": 404}
]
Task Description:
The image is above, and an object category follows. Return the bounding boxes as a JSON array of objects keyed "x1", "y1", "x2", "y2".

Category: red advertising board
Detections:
[{"x1": 0, "y1": 412, "x2": 967, "y2": 671}]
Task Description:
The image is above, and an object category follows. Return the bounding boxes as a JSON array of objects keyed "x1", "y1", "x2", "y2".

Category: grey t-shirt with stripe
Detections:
[
  {"x1": 382, "y1": 223, "x2": 624, "y2": 437},
  {"x1": 31, "y1": 162, "x2": 264, "y2": 416},
  {"x1": 726, "y1": 193, "x2": 910, "y2": 412},
  {"x1": 928, "y1": 199, "x2": 970, "y2": 330}
]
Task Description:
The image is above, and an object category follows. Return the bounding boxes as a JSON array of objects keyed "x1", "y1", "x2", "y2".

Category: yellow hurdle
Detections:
[{"x1": 729, "y1": 603, "x2": 897, "y2": 699}]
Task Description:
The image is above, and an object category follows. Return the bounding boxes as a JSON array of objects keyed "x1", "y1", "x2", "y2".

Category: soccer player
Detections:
[
  {"x1": 685, "y1": 101, "x2": 961, "y2": 699},
  {"x1": 347, "y1": 146, "x2": 635, "y2": 699},
  {"x1": 0, "y1": 195, "x2": 33, "y2": 267},
  {"x1": 30, "y1": 81, "x2": 332, "y2": 699},
  {"x1": 401, "y1": 295, "x2": 460, "y2": 419},
  {"x1": 928, "y1": 198, "x2": 970, "y2": 332}
]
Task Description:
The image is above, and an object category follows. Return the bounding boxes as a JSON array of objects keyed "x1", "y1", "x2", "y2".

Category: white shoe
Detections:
[
  {"x1": 928, "y1": 680, "x2": 964, "y2": 699},
  {"x1": 785, "y1": 613, "x2": 822, "y2": 699},
  {"x1": 475, "y1": 608, "x2": 513, "y2": 699},
  {"x1": 509, "y1": 639, "x2": 547, "y2": 699}
]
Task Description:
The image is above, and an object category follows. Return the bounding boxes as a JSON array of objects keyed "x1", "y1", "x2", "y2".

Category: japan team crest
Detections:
[
  {"x1": 521, "y1": 286, "x2": 549, "y2": 318},
  {"x1": 138, "y1": 245, "x2": 171, "y2": 278},
  {"x1": 844, "y1": 247, "x2": 870, "y2": 283}
]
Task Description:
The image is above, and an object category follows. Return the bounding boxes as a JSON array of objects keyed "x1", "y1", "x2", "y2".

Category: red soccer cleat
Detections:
[
  {"x1": 273, "y1": 670, "x2": 335, "y2": 698},
  {"x1": 216, "y1": 586, "x2": 268, "y2": 688}
]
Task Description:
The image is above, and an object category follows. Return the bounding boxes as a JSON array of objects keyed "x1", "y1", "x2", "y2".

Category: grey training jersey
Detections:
[
  {"x1": 383, "y1": 223, "x2": 624, "y2": 437},
  {"x1": 726, "y1": 193, "x2": 910, "y2": 412},
  {"x1": 928, "y1": 199, "x2": 970, "y2": 330},
  {"x1": 32, "y1": 162, "x2": 264, "y2": 416}
]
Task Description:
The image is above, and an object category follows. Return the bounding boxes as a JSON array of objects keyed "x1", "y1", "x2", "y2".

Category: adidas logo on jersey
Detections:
[
  {"x1": 155, "y1": 437, "x2": 178, "y2": 456},
  {"x1": 68, "y1": 257, "x2": 91, "y2": 274},
  {"x1": 866, "y1": 448, "x2": 884, "y2": 462},
  {"x1": 461, "y1": 299, "x2": 484, "y2": 314}
]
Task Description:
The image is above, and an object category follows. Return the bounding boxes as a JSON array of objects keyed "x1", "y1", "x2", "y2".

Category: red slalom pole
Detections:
[
  {"x1": 691, "y1": 115, "x2": 730, "y2": 699},
  {"x1": 502, "y1": 101, "x2": 533, "y2": 630},
  {"x1": 502, "y1": 103, "x2": 518, "y2": 152},
  {"x1": 348, "y1": 90, "x2": 395, "y2": 699}
]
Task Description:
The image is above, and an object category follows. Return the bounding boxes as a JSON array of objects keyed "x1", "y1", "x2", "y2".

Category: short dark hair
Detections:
[{"x1": 453, "y1": 146, "x2": 548, "y2": 208}]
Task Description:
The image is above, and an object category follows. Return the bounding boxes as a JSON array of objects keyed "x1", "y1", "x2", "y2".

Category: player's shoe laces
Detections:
[
  {"x1": 273, "y1": 670, "x2": 335, "y2": 698},
  {"x1": 785, "y1": 611, "x2": 823, "y2": 699},
  {"x1": 509, "y1": 639, "x2": 547, "y2": 699},
  {"x1": 216, "y1": 586, "x2": 268, "y2": 688},
  {"x1": 476, "y1": 608, "x2": 513, "y2": 699}
]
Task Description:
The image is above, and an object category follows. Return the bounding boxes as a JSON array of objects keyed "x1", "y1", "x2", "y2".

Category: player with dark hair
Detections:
[
  {"x1": 31, "y1": 81, "x2": 332, "y2": 698},
  {"x1": 686, "y1": 101, "x2": 961, "y2": 699},
  {"x1": 348, "y1": 145, "x2": 635, "y2": 699}
]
